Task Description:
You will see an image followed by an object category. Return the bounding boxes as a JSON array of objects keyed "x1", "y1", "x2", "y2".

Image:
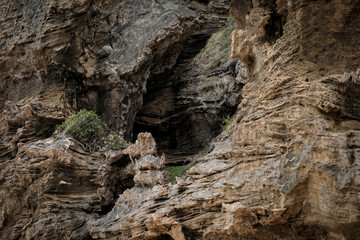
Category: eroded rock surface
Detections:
[
  {"x1": 0, "y1": 135, "x2": 135, "y2": 239},
  {"x1": 134, "y1": 19, "x2": 244, "y2": 163},
  {"x1": 88, "y1": 0, "x2": 360, "y2": 239},
  {"x1": 1, "y1": 0, "x2": 360, "y2": 239},
  {"x1": 0, "y1": 0, "x2": 196, "y2": 139}
]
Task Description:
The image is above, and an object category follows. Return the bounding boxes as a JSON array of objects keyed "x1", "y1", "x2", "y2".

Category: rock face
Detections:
[
  {"x1": 89, "y1": 0, "x2": 360, "y2": 239},
  {"x1": 134, "y1": 19, "x2": 244, "y2": 163},
  {"x1": 1, "y1": 0, "x2": 360, "y2": 240},
  {"x1": 0, "y1": 0, "x2": 237, "y2": 164},
  {"x1": 0, "y1": 0, "x2": 196, "y2": 139},
  {"x1": 0, "y1": 135, "x2": 135, "y2": 239}
]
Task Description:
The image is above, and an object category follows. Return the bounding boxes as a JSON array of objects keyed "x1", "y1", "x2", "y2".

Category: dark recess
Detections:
[
  {"x1": 264, "y1": 12, "x2": 284, "y2": 42},
  {"x1": 195, "y1": 0, "x2": 210, "y2": 4},
  {"x1": 157, "y1": 234, "x2": 174, "y2": 240},
  {"x1": 133, "y1": 33, "x2": 212, "y2": 165}
]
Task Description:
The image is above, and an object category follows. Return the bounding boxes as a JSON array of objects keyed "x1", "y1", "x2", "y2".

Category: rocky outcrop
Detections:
[
  {"x1": 0, "y1": 0, "x2": 235, "y2": 164},
  {"x1": 0, "y1": 129, "x2": 164, "y2": 239},
  {"x1": 1, "y1": 0, "x2": 360, "y2": 239},
  {"x1": 0, "y1": 135, "x2": 134, "y2": 239},
  {"x1": 0, "y1": 94, "x2": 65, "y2": 161},
  {"x1": 134, "y1": 19, "x2": 244, "y2": 164},
  {"x1": 0, "y1": 0, "x2": 236, "y2": 238},
  {"x1": 0, "y1": 0, "x2": 196, "y2": 139},
  {"x1": 88, "y1": 0, "x2": 360, "y2": 239}
]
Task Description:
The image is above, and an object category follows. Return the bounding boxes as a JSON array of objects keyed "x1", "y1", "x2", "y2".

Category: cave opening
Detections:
[
  {"x1": 264, "y1": 12, "x2": 284, "y2": 43},
  {"x1": 132, "y1": 62, "x2": 214, "y2": 165},
  {"x1": 132, "y1": 26, "x2": 243, "y2": 165},
  {"x1": 132, "y1": 75, "x2": 220, "y2": 165},
  {"x1": 132, "y1": 32, "x2": 220, "y2": 165}
]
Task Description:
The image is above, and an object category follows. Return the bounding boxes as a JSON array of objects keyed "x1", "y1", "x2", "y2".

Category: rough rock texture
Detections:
[
  {"x1": 124, "y1": 132, "x2": 157, "y2": 164},
  {"x1": 1, "y1": 0, "x2": 360, "y2": 239},
  {"x1": 0, "y1": 135, "x2": 135, "y2": 239},
  {"x1": 0, "y1": 129, "x2": 163, "y2": 239},
  {"x1": 89, "y1": 0, "x2": 360, "y2": 239},
  {"x1": 0, "y1": 1, "x2": 236, "y2": 238},
  {"x1": 133, "y1": 155, "x2": 165, "y2": 188},
  {"x1": 0, "y1": 0, "x2": 196, "y2": 139},
  {"x1": 134, "y1": 19, "x2": 244, "y2": 163},
  {"x1": 0, "y1": 0, "x2": 235, "y2": 165}
]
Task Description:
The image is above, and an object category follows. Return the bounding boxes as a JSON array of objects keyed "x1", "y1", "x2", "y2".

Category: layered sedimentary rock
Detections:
[
  {"x1": 90, "y1": 0, "x2": 360, "y2": 239},
  {"x1": 0, "y1": 0, "x2": 196, "y2": 139},
  {"x1": 1, "y1": 0, "x2": 360, "y2": 239},
  {"x1": 0, "y1": 0, "x2": 237, "y2": 164},
  {"x1": 1, "y1": 1, "x2": 237, "y2": 238},
  {"x1": 134, "y1": 19, "x2": 244, "y2": 163},
  {"x1": 0, "y1": 119, "x2": 162, "y2": 239}
]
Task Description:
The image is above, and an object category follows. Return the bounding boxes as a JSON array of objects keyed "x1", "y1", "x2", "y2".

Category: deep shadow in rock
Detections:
[{"x1": 133, "y1": 21, "x2": 243, "y2": 165}]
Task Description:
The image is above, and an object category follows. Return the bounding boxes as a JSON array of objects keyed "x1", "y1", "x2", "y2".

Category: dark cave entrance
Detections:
[
  {"x1": 133, "y1": 70, "x2": 218, "y2": 165},
  {"x1": 132, "y1": 33, "x2": 221, "y2": 165},
  {"x1": 133, "y1": 34, "x2": 214, "y2": 165},
  {"x1": 132, "y1": 22, "x2": 243, "y2": 165}
]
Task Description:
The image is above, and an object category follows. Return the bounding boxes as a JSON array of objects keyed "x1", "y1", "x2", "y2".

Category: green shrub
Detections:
[
  {"x1": 59, "y1": 109, "x2": 131, "y2": 152},
  {"x1": 61, "y1": 109, "x2": 106, "y2": 151},
  {"x1": 202, "y1": 142, "x2": 215, "y2": 154},
  {"x1": 105, "y1": 133, "x2": 131, "y2": 150},
  {"x1": 165, "y1": 165, "x2": 189, "y2": 183},
  {"x1": 54, "y1": 134, "x2": 61, "y2": 141}
]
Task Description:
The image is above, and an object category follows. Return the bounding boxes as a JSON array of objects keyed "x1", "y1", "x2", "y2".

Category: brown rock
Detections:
[
  {"x1": 89, "y1": 1, "x2": 360, "y2": 239},
  {"x1": 134, "y1": 155, "x2": 165, "y2": 187},
  {"x1": 1, "y1": 0, "x2": 360, "y2": 239},
  {"x1": 124, "y1": 132, "x2": 157, "y2": 164},
  {"x1": 0, "y1": 136, "x2": 134, "y2": 239}
]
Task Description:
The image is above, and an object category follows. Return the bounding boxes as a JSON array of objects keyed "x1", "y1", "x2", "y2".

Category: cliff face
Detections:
[
  {"x1": 1, "y1": 0, "x2": 360, "y2": 239},
  {"x1": 0, "y1": 0, "x2": 237, "y2": 164},
  {"x1": 90, "y1": 0, "x2": 360, "y2": 239},
  {"x1": 0, "y1": 0, "x2": 236, "y2": 239},
  {"x1": 0, "y1": 0, "x2": 194, "y2": 138}
]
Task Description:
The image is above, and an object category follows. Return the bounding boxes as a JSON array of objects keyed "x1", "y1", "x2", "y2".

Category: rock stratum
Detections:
[{"x1": 1, "y1": 0, "x2": 360, "y2": 239}]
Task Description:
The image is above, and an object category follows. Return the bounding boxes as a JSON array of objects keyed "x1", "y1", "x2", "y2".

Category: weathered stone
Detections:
[
  {"x1": 124, "y1": 132, "x2": 157, "y2": 164},
  {"x1": 134, "y1": 19, "x2": 243, "y2": 164},
  {"x1": 1, "y1": 0, "x2": 360, "y2": 239},
  {"x1": 90, "y1": 1, "x2": 360, "y2": 239},
  {"x1": 134, "y1": 155, "x2": 165, "y2": 187},
  {"x1": 0, "y1": 136, "x2": 134, "y2": 239},
  {"x1": 0, "y1": 0, "x2": 196, "y2": 139}
]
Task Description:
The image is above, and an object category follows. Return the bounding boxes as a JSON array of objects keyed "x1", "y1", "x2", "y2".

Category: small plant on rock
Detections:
[
  {"x1": 60, "y1": 109, "x2": 106, "y2": 152},
  {"x1": 58, "y1": 109, "x2": 131, "y2": 152},
  {"x1": 105, "y1": 133, "x2": 131, "y2": 150},
  {"x1": 165, "y1": 165, "x2": 189, "y2": 183},
  {"x1": 222, "y1": 116, "x2": 234, "y2": 131}
]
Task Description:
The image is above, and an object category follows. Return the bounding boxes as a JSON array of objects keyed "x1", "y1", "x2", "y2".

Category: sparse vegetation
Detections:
[
  {"x1": 105, "y1": 133, "x2": 131, "y2": 150},
  {"x1": 197, "y1": 18, "x2": 235, "y2": 75},
  {"x1": 165, "y1": 142, "x2": 216, "y2": 183},
  {"x1": 222, "y1": 116, "x2": 234, "y2": 131},
  {"x1": 54, "y1": 134, "x2": 61, "y2": 141},
  {"x1": 58, "y1": 109, "x2": 130, "y2": 152},
  {"x1": 165, "y1": 165, "x2": 189, "y2": 183},
  {"x1": 60, "y1": 109, "x2": 106, "y2": 151}
]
